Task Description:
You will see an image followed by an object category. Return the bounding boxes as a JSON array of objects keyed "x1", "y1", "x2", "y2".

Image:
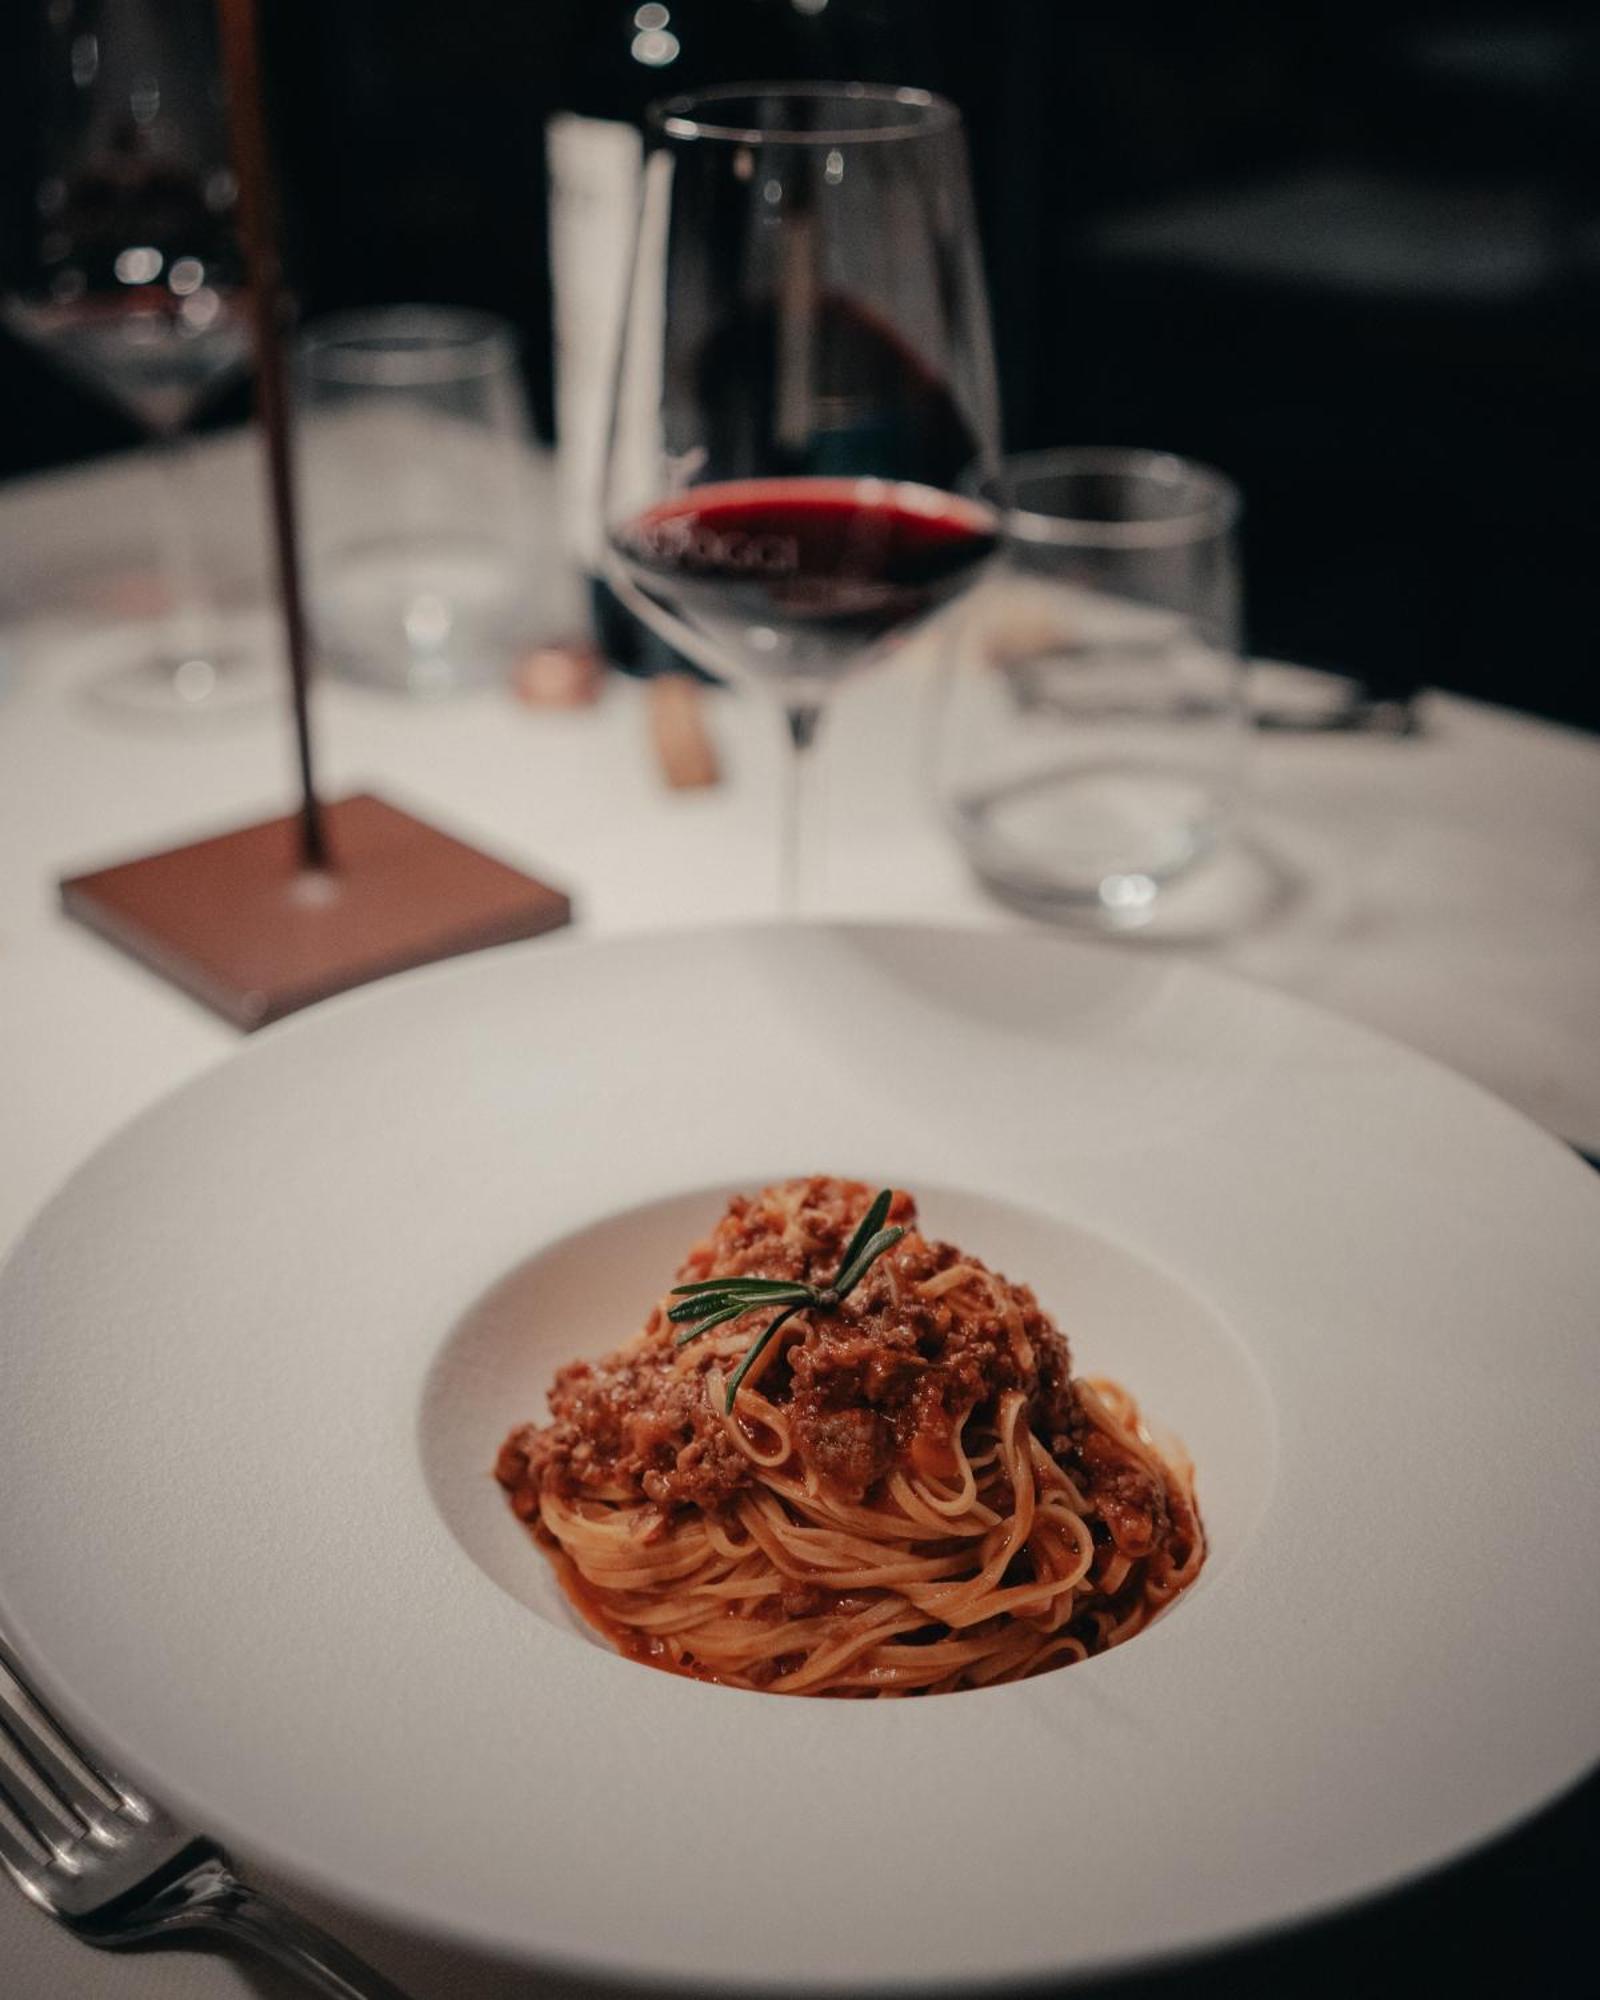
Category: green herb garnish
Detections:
[{"x1": 669, "y1": 1188, "x2": 905, "y2": 1412}]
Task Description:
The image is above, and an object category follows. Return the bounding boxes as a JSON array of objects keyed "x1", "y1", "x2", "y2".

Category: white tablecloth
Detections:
[{"x1": 2, "y1": 433, "x2": 1598, "y2": 2000}]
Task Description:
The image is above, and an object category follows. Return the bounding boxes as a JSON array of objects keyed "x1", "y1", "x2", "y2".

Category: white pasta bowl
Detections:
[{"x1": 0, "y1": 923, "x2": 1595, "y2": 1992}]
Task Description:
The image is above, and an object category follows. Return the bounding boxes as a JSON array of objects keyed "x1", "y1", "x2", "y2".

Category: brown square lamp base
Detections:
[{"x1": 60, "y1": 792, "x2": 573, "y2": 1031}]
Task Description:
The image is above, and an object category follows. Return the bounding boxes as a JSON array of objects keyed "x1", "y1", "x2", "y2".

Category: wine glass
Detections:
[
  {"x1": 602, "y1": 83, "x2": 1001, "y2": 907},
  {"x1": 3, "y1": 0, "x2": 267, "y2": 717}
]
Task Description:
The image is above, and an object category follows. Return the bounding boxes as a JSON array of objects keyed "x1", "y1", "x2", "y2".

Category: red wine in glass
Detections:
[{"x1": 612, "y1": 477, "x2": 997, "y2": 686}]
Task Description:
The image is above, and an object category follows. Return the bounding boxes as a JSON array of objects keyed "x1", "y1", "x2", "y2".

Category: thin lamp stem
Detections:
[{"x1": 216, "y1": 0, "x2": 328, "y2": 873}]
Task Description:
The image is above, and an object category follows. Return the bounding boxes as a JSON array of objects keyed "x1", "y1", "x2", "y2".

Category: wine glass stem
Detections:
[
  {"x1": 150, "y1": 426, "x2": 217, "y2": 679},
  {"x1": 780, "y1": 700, "x2": 823, "y2": 916}
]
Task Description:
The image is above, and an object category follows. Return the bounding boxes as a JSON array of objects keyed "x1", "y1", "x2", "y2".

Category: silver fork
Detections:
[{"x1": 0, "y1": 1635, "x2": 411, "y2": 1998}]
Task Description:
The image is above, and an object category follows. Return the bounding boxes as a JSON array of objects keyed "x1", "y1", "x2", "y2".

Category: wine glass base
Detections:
[{"x1": 87, "y1": 644, "x2": 276, "y2": 720}]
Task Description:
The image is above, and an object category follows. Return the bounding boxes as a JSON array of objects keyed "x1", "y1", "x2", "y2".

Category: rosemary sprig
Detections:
[{"x1": 670, "y1": 1188, "x2": 905, "y2": 1412}]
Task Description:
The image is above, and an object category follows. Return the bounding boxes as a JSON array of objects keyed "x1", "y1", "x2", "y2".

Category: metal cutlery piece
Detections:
[
  {"x1": 1253, "y1": 674, "x2": 1423, "y2": 736},
  {"x1": 0, "y1": 1635, "x2": 411, "y2": 1999}
]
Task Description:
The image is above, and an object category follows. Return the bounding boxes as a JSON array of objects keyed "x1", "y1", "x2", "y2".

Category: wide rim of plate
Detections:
[{"x1": 1, "y1": 920, "x2": 1598, "y2": 1994}]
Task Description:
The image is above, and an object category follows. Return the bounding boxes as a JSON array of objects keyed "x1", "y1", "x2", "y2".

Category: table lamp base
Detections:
[{"x1": 60, "y1": 792, "x2": 572, "y2": 1031}]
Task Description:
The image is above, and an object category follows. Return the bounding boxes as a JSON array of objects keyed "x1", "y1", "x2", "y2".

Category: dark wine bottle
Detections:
[{"x1": 545, "y1": 0, "x2": 915, "y2": 677}]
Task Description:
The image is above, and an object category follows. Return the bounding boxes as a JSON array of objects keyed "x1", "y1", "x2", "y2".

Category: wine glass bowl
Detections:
[{"x1": 602, "y1": 83, "x2": 1001, "y2": 897}]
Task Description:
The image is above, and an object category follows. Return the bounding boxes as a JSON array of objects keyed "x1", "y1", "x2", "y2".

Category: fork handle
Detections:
[{"x1": 148, "y1": 1856, "x2": 414, "y2": 1999}]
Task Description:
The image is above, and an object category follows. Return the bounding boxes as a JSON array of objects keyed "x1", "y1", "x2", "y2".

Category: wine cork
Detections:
[{"x1": 648, "y1": 674, "x2": 720, "y2": 790}]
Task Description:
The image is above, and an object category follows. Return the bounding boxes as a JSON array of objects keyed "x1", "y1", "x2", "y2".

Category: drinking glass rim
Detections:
[
  {"x1": 650, "y1": 81, "x2": 961, "y2": 147},
  {"x1": 987, "y1": 448, "x2": 1242, "y2": 548},
  {"x1": 298, "y1": 306, "x2": 515, "y2": 387}
]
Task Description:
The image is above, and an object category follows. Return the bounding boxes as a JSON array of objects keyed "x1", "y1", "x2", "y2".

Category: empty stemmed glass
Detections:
[
  {"x1": 3, "y1": 0, "x2": 267, "y2": 716},
  {"x1": 603, "y1": 83, "x2": 1001, "y2": 907}
]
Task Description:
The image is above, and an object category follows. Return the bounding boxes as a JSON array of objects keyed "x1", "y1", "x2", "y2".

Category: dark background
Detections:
[
  {"x1": 0, "y1": 4, "x2": 1594, "y2": 1992},
  {"x1": 3, "y1": 0, "x2": 1597, "y2": 729}
]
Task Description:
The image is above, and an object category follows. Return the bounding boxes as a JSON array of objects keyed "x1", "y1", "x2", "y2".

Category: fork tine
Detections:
[
  {"x1": 0, "y1": 1781, "x2": 52, "y2": 1881},
  {"x1": 0, "y1": 1722, "x2": 98, "y2": 1860},
  {"x1": 0, "y1": 1641, "x2": 130, "y2": 1833}
]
